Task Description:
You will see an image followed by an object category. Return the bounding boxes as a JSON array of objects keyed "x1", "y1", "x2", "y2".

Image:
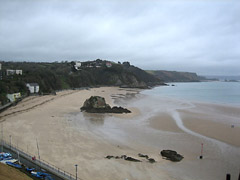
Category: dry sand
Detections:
[{"x1": 1, "y1": 87, "x2": 240, "y2": 180}]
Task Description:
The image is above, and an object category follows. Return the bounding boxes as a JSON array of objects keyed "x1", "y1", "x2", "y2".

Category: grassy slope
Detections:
[{"x1": 0, "y1": 163, "x2": 33, "y2": 180}]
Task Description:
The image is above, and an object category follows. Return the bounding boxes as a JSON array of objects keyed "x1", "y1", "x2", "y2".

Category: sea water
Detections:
[{"x1": 142, "y1": 81, "x2": 240, "y2": 106}]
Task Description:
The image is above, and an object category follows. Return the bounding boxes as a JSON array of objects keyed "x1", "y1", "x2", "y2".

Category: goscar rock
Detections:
[{"x1": 81, "y1": 96, "x2": 131, "y2": 113}]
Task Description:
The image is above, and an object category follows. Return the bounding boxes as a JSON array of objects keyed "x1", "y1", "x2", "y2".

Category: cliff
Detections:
[
  {"x1": 146, "y1": 70, "x2": 201, "y2": 82},
  {"x1": 0, "y1": 60, "x2": 164, "y2": 104}
]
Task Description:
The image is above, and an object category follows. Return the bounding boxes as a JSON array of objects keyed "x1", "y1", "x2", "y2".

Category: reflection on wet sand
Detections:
[
  {"x1": 112, "y1": 91, "x2": 140, "y2": 105},
  {"x1": 82, "y1": 112, "x2": 105, "y2": 126}
]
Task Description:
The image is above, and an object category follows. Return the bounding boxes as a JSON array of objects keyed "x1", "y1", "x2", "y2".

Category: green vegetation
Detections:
[
  {"x1": 0, "y1": 60, "x2": 163, "y2": 105},
  {"x1": 0, "y1": 61, "x2": 72, "y2": 104}
]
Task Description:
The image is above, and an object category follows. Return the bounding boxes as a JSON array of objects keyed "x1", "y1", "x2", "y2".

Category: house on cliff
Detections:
[
  {"x1": 26, "y1": 83, "x2": 39, "y2": 94},
  {"x1": 106, "y1": 62, "x2": 112, "y2": 68},
  {"x1": 74, "y1": 62, "x2": 82, "y2": 70},
  {"x1": 6, "y1": 69, "x2": 22, "y2": 76},
  {"x1": 7, "y1": 92, "x2": 21, "y2": 102}
]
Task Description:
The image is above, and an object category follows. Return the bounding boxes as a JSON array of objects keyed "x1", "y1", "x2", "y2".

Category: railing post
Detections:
[
  {"x1": 1, "y1": 122, "x2": 3, "y2": 152},
  {"x1": 75, "y1": 164, "x2": 78, "y2": 180},
  {"x1": 226, "y1": 174, "x2": 231, "y2": 180},
  {"x1": 9, "y1": 135, "x2": 11, "y2": 149}
]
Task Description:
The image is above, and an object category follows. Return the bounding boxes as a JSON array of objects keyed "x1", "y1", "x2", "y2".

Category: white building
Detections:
[
  {"x1": 0, "y1": 63, "x2": 2, "y2": 70},
  {"x1": 26, "y1": 83, "x2": 39, "y2": 93},
  {"x1": 6, "y1": 69, "x2": 22, "y2": 75},
  {"x1": 74, "y1": 62, "x2": 82, "y2": 70},
  {"x1": 6, "y1": 69, "x2": 15, "y2": 76},
  {"x1": 15, "y1": 70, "x2": 23, "y2": 75},
  {"x1": 7, "y1": 92, "x2": 21, "y2": 102}
]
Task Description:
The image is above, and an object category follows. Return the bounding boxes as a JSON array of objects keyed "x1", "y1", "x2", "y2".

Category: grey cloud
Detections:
[{"x1": 0, "y1": 0, "x2": 240, "y2": 75}]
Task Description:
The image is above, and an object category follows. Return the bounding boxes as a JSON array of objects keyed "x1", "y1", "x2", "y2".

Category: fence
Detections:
[{"x1": 1, "y1": 140, "x2": 83, "y2": 180}]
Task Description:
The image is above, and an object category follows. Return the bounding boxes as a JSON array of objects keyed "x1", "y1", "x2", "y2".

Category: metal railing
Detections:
[{"x1": 1, "y1": 140, "x2": 82, "y2": 180}]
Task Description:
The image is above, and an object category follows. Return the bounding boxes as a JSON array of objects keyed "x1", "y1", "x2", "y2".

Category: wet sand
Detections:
[
  {"x1": 1, "y1": 87, "x2": 240, "y2": 180},
  {"x1": 149, "y1": 112, "x2": 183, "y2": 132},
  {"x1": 180, "y1": 110, "x2": 240, "y2": 147}
]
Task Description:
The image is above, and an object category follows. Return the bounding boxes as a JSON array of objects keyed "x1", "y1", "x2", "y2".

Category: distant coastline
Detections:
[{"x1": 203, "y1": 75, "x2": 240, "y2": 82}]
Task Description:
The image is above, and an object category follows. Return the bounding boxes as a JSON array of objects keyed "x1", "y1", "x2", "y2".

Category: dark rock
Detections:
[
  {"x1": 160, "y1": 150, "x2": 184, "y2": 162},
  {"x1": 105, "y1": 155, "x2": 114, "y2": 159},
  {"x1": 148, "y1": 158, "x2": 156, "y2": 163},
  {"x1": 138, "y1": 153, "x2": 149, "y2": 159},
  {"x1": 81, "y1": 96, "x2": 131, "y2": 114},
  {"x1": 111, "y1": 106, "x2": 131, "y2": 113},
  {"x1": 124, "y1": 156, "x2": 141, "y2": 162},
  {"x1": 106, "y1": 155, "x2": 141, "y2": 162}
]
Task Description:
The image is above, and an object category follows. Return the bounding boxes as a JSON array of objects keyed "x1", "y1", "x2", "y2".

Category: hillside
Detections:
[
  {"x1": 147, "y1": 70, "x2": 202, "y2": 82},
  {"x1": 0, "y1": 60, "x2": 164, "y2": 105}
]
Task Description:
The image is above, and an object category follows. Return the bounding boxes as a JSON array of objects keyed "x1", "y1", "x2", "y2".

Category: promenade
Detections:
[{"x1": 1, "y1": 140, "x2": 81, "y2": 180}]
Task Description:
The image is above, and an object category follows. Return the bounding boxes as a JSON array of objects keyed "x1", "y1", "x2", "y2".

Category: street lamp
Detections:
[
  {"x1": 1, "y1": 123, "x2": 3, "y2": 152},
  {"x1": 75, "y1": 164, "x2": 78, "y2": 180},
  {"x1": 9, "y1": 135, "x2": 12, "y2": 149}
]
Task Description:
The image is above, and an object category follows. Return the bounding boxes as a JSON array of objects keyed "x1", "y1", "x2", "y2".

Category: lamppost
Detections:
[
  {"x1": 36, "y1": 139, "x2": 40, "y2": 161},
  {"x1": 9, "y1": 135, "x2": 12, "y2": 149},
  {"x1": 75, "y1": 164, "x2": 78, "y2": 180},
  {"x1": 1, "y1": 123, "x2": 3, "y2": 152}
]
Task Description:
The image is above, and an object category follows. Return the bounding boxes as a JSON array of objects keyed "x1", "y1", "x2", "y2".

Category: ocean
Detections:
[{"x1": 142, "y1": 81, "x2": 240, "y2": 106}]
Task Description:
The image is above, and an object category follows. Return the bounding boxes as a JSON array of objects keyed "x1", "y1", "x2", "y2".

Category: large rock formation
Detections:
[
  {"x1": 81, "y1": 96, "x2": 110, "y2": 110},
  {"x1": 81, "y1": 96, "x2": 131, "y2": 113},
  {"x1": 160, "y1": 150, "x2": 184, "y2": 162}
]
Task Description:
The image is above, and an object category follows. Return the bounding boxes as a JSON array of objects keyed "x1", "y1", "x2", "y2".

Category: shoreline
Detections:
[{"x1": 1, "y1": 86, "x2": 240, "y2": 180}]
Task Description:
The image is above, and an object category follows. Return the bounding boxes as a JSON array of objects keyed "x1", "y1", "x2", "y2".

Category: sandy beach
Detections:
[{"x1": 1, "y1": 87, "x2": 240, "y2": 180}]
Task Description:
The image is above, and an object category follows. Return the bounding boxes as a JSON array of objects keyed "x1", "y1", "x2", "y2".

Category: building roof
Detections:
[{"x1": 27, "y1": 83, "x2": 39, "y2": 86}]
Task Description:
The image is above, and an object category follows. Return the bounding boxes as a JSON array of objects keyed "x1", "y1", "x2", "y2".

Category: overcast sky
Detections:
[{"x1": 0, "y1": 0, "x2": 239, "y2": 75}]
